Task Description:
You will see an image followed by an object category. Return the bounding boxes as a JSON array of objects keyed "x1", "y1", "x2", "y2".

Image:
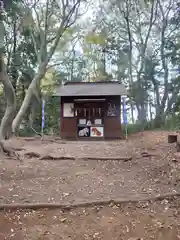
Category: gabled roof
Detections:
[{"x1": 53, "y1": 81, "x2": 127, "y2": 97}]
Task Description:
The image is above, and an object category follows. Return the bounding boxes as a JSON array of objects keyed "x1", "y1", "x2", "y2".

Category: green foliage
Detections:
[
  {"x1": 122, "y1": 123, "x2": 143, "y2": 134},
  {"x1": 43, "y1": 97, "x2": 60, "y2": 135},
  {"x1": 85, "y1": 32, "x2": 106, "y2": 46},
  {"x1": 17, "y1": 96, "x2": 60, "y2": 136},
  {"x1": 163, "y1": 117, "x2": 177, "y2": 131},
  {"x1": 123, "y1": 121, "x2": 154, "y2": 134}
]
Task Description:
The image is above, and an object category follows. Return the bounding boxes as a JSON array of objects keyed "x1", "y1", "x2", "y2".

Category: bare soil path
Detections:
[
  {"x1": 1, "y1": 199, "x2": 180, "y2": 240},
  {"x1": 1, "y1": 131, "x2": 180, "y2": 239}
]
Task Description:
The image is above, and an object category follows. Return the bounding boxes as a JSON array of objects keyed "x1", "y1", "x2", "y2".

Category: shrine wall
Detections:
[{"x1": 60, "y1": 95, "x2": 123, "y2": 139}]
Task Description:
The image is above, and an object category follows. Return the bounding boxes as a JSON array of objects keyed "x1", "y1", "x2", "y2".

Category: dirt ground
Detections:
[{"x1": 1, "y1": 131, "x2": 180, "y2": 239}]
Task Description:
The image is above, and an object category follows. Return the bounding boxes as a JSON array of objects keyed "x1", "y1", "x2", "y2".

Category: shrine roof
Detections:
[{"x1": 53, "y1": 81, "x2": 127, "y2": 97}]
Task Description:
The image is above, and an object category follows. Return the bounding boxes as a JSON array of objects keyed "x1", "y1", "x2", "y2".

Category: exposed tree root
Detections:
[
  {"x1": 0, "y1": 139, "x2": 13, "y2": 156},
  {"x1": 12, "y1": 147, "x2": 25, "y2": 151},
  {"x1": 141, "y1": 152, "x2": 156, "y2": 158},
  {"x1": 3, "y1": 149, "x2": 132, "y2": 161},
  {"x1": 0, "y1": 139, "x2": 22, "y2": 161},
  {"x1": 24, "y1": 153, "x2": 132, "y2": 161},
  {"x1": 24, "y1": 152, "x2": 41, "y2": 158},
  {"x1": 0, "y1": 192, "x2": 180, "y2": 211},
  {"x1": 39, "y1": 156, "x2": 132, "y2": 161},
  {"x1": 23, "y1": 137, "x2": 65, "y2": 144},
  {"x1": 0, "y1": 139, "x2": 17, "y2": 158},
  {"x1": 39, "y1": 155, "x2": 75, "y2": 160},
  {"x1": 23, "y1": 137, "x2": 43, "y2": 141},
  {"x1": 83, "y1": 156, "x2": 132, "y2": 161}
]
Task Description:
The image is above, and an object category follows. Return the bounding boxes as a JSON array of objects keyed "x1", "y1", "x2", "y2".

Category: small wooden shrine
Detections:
[{"x1": 53, "y1": 81, "x2": 127, "y2": 140}]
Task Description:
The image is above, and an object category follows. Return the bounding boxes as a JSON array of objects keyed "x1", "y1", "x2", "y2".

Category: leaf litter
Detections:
[{"x1": 1, "y1": 131, "x2": 180, "y2": 239}]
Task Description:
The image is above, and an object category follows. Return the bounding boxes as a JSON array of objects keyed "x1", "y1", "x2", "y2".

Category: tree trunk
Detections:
[
  {"x1": 130, "y1": 103, "x2": 135, "y2": 124},
  {"x1": 153, "y1": 113, "x2": 164, "y2": 128},
  {"x1": 0, "y1": 6, "x2": 16, "y2": 155},
  {"x1": 12, "y1": 63, "x2": 46, "y2": 133},
  {"x1": 0, "y1": 56, "x2": 16, "y2": 135},
  {"x1": 149, "y1": 106, "x2": 153, "y2": 122},
  {"x1": 124, "y1": 11, "x2": 134, "y2": 124},
  {"x1": 137, "y1": 104, "x2": 147, "y2": 130},
  {"x1": 0, "y1": 56, "x2": 16, "y2": 154},
  {"x1": 10, "y1": 20, "x2": 18, "y2": 93},
  {"x1": 153, "y1": 88, "x2": 165, "y2": 128}
]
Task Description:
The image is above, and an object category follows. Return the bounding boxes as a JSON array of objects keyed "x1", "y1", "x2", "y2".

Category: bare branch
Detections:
[
  {"x1": 157, "y1": 0, "x2": 172, "y2": 109},
  {"x1": 30, "y1": 29, "x2": 41, "y2": 64},
  {"x1": 47, "y1": 0, "x2": 81, "y2": 62}
]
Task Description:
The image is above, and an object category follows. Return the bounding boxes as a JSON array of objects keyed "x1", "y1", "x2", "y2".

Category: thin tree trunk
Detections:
[
  {"x1": 70, "y1": 48, "x2": 75, "y2": 81},
  {"x1": 124, "y1": 7, "x2": 135, "y2": 124},
  {"x1": 137, "y1": 104, "x2": 146, "y2": 130},
  {"x1": 101, "y1": 48, "x2": 106, "y2": 77},
  {"x1": 153, "y1": 1, "x2": 172, "y2": 127},
  {"x1": 10, "y1": 20, "x2": 18, "y2": 92},
  {"x1": 0, "y1": 56, "x2": 16, "y2": 154},
  {"x1": 134, "y1": 0, "x2": 155, "y2": 125},
  {"x1": 149, "y1": 102, "x2": 153, "y2": 122},
  {"x1": 12, "y1": 63, "x2": 46, "y2": 133}
]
